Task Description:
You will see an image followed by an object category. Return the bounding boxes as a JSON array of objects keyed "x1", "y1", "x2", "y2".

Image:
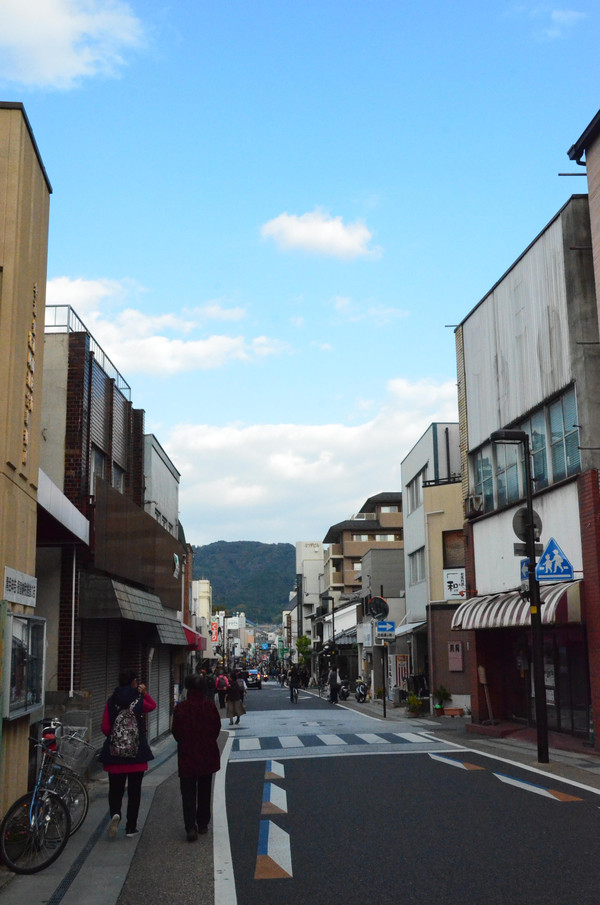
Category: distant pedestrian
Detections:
[
  {"x1": 98, "y1": 668, "x2": 156, "y2": 840},
  {"x1": 172, "y1": 674, "x2": 221, "y2": 842},
  {"x1": 289, "y1": 665, "x2": 300, "y2": 703},
  {"x1": 226, "y1": 671, "x2": 246, "y2": 726},
  {"x1": 215, "y1": 671, "x2": 229, "y2": 709},
  {"x1": 327, "y1": 666, "x2": 339, "y2": 704}
]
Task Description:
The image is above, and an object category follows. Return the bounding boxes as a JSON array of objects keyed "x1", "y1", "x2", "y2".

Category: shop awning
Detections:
[
  {"x1": 183, "y1": 625, "x2": 207, "y2": 651},
  {"x1": 395, "y1": 621, "x2": 427, "y2": 638},
  {"x1": 451, "y1": 581, "x2": 581, "y2": 631},
  {"x1": 80, "y1": 575, "x2": 188, "y2": 645}
]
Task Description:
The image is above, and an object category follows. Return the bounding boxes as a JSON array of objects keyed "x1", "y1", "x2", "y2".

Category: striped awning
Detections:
[{"x1": 451, "y1": 581, "x2": 581, "y2": 631}]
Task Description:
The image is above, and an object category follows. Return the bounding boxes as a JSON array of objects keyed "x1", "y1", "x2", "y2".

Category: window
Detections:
[
  {"x1": 407, "y1": 469, "x2": 426, "y2": 514},
  {"x1": 4, "y1": 615, "x2": 46, "y2": 719},
  {"x1": 376, "y1": 534, "x2": 396, "y2": 541},
  {"x1": 352, "y1": 534, "x2": 369, "y2": 541},
  {"x1": 380, "y1": 505, "x2": 399, "y2": 513},
  {"x1": 409, "y1": 547, "x2": 426, "y2": 585},
  {"x1": 470, "y1": 387, "x2": 581, "y2": 514},
  {"x1": 90, "y1": 445, "x2": 106, "y2": 494},
  {"x1": 112, "y1": 464, "x2": 125, "y2": 493},
  {"x1": 472, "y1": 447, "x2": 494, "y2": 513},
  {"x1": 496, "y1": 442, "x2": 520, "y2": 507}
]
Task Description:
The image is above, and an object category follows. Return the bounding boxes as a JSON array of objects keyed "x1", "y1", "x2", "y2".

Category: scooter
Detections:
[
  {"x1": 338, "y1": 681, "x2": 350, "y2": 701},
  {"x1": 355, "y1": 678, "x2": 367, "y2": 703}
]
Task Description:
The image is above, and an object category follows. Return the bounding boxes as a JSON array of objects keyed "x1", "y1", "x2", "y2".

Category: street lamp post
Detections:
[
  {"x1": 490, "y1": 429, "x2": 549, "y2": 763},
  {"x1": 322, "y1": 596, "x2": 335, "y2": 665}
]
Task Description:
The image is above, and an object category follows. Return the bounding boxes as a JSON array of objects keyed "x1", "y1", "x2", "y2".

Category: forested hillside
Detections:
[{"x1": 191, "y1": 540, "x2": 296, "y2": 625}]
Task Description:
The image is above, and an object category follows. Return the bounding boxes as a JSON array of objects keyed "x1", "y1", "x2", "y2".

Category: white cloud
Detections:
[
  {"x1": 46, "y1": 275, "x2": 286, "y2": 373},
  {"x1": 261, "y1": 208, "x2": 380, "y2": 259},
  {"x1": 0, "y1": 0, "x2": 144, "y2": 89},
  {"x1": 166, "y1": 377, "x2": 459, "y2": 544},
  {"x1": 332, "y1": 295, "x2": 408, "y2": 325},
  {"x1": 541, "y1": 8, "x2": 586, "y2": 38}
]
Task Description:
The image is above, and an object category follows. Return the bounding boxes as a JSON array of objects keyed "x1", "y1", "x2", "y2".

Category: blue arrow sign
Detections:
[
  {"x1": 535, "y1": 538, "x2": 574, "y2": 581},
  {"x1": 377, "y1": 620, "x2": 395, "y2": 633}
]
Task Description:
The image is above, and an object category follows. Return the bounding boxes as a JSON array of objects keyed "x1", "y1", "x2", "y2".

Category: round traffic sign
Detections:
[{"x1": 512, "y1": 507, "x2": 542, "y2": 542}]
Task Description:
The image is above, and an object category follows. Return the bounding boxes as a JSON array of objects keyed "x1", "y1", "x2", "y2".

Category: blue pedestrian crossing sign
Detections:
[{"x1": 535, "y1": 538, "x2": 574, "y2": 581}]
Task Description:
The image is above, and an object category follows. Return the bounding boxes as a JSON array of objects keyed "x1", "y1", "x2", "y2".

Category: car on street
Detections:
[{"x1": 246, "y1": 669, "x2": 262, "y2": 689}]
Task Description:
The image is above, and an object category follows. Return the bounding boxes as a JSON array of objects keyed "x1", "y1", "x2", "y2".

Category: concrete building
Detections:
[
  {"x1": 295, "y1": 541, "x2": 323, "y2": 647},
  {"x1": 400, "y1": 423, "x2": 466, "y2": 710},
  {"x1": 0, "y1": 102, "x2": 52, "y2": 813},
  {"x1": 452, "y1": 194, "x2": 599, "y2": 739},
  {"x1": 41, "y1": 305, "x2": 192, "y2": 746}
]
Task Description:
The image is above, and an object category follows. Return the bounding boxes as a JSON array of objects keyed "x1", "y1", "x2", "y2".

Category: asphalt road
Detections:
[{"x1": 3, "y1": 682, "x2": 600, "y2": 905}]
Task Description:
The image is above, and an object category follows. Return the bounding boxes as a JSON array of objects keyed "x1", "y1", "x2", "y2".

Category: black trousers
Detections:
[
  {"x1": 108, "y1": 771, "x2": 144, "y2": 832},
  {"x1": 179, "y1": 774, "x2": 214, "y2": 831}
]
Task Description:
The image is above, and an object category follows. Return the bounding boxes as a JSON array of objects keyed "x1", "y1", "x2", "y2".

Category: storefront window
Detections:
[{"x1": 6, "y1": 615, "x2": 46, "y2": 719}]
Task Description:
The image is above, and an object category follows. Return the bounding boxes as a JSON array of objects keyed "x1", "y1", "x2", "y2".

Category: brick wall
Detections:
[{"x1": 578, "y1": 469, "x2": 600, "y2": 748}]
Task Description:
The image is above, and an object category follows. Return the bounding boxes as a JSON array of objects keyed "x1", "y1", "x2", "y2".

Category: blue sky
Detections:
[{"x1": 2, "y1": 1, "x2": 599, "y2": 545}]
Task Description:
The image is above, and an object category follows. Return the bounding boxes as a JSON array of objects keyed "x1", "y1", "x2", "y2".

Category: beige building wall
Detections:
[
  {"x1": 0, "y1": 103, "x2": 52, "y2": 813},
  {"x1": 39, "y1": 333, "x2": 69, "y2": 488},
  {"x1": 423, "y1": 483, "x2": 464, "y2": 602}
]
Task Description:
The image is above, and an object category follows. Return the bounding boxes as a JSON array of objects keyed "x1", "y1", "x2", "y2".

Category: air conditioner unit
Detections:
[{"x1": 466, "y1": 494, "x2": 483, "y2": 517}]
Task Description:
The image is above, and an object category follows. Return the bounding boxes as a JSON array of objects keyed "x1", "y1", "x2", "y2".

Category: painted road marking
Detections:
[
  {"x1": 394, "y1": 732, "x2": 430, "y2": 743},
  {"x1": 261, "y1": 782, "x2": 288, "y2": 815},
  {"x1": 278, "y1": 735, "x2": 303, "y2": 748},
  {"x1": 317, "y1": 734, "x2": 348, "y2": 746},
  {"x1": 254, "y1": 820, "x2": 292, "y2": 879},
  {"x1": 238, "y1": 738, "x2": 261, "y2": 750},
  {"x1": 356, "y1": 733, "x2": 390, "y2": 744},
  {"x1": 495, "y1": 772, "x2": 583, "y2": 801},
  {"x1": 264, "y1": 760, "x2": 285, "y2": 780},
  {"x1": 429, "y1": 753, "x2": 485, "y2": 770}
]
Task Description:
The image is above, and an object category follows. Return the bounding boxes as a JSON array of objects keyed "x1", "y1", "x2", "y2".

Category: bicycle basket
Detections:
[{"x1": 55, "y1": 734, "x2": 96, "y2": 773}]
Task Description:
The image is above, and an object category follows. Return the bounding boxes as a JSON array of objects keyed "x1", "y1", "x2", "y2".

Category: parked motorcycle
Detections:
[
  {"x1": 338, "y1": 681, "x2": 350, "y2": 701},
  {"x1": 355, "y1": 678, "x2": 367, "y2": 703}
]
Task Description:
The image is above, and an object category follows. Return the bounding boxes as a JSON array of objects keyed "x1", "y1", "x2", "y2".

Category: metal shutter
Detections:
[{"x1": 80, "y1": 620, "x2": 121, "y2": 747}]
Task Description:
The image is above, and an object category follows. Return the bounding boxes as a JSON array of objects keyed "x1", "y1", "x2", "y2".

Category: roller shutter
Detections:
[{"x1": 80, "y1": 619, "x2": 121, "y2": 747}]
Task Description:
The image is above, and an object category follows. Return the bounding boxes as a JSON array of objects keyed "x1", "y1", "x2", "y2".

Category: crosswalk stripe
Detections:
[
  {"x1": 394, "y1": 732, "x2": 428, "y2": 743},
  {"x1": 316, "y1": 734, "x2": 347, "y2": 746},
  {"x1": 238, "y1": 738, "x2": 261, "y2": 750},
  {"x1": 356, "y1": 733, "x2": 390, "y2": 744},
  {"x1": 278, "y1": 736, "x2": 303, "y2": 748}
]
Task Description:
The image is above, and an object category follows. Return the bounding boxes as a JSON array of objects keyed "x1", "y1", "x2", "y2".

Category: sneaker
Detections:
[
  {"x1": 187, "y1": 830, "x2": 198, "y2": 842},
  {"x1": 198, "y1": 826, "x2": 208, "y2": 835},
  {"x1": 108, "y1": 814, "x2": 120, "y2": 839},
  {"x1": 126, "y1": 828, "x2": 139, "y2": 838}
]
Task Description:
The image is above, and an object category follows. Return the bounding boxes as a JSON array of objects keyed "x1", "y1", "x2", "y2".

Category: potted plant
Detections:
[
  {"x1": 433, "y1": 685, "x2": 452, "y2": 715},
  {"x1": 406, "y1": 693, "x2": 422, "y2": 716}
]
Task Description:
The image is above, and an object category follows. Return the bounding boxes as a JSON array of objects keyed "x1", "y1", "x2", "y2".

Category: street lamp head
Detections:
[{"x1": 490, "y1": 429, "x2": 528, "y2": 443}]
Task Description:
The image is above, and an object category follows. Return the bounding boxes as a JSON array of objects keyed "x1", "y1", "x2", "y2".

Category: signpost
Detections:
[
  {"x1": 535, "y1": 538, "x2": 574, "y2": 582},
  {"x1": 376, "y1": 620, "x2": 395, "y2": 640}
]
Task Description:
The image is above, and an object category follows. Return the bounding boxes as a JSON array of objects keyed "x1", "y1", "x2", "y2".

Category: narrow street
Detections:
[{"x1": 3, "y1": 683, "x2": 600, "y2": 905}]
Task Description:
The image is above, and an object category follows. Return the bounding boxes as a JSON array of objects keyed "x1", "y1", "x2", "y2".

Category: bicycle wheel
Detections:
[
  {"x1": 56, "y1": 773, "x2": 89, "y2": 834},
  {"x1": 0, "y1": 791, "x2": 71, "y2": 874}
]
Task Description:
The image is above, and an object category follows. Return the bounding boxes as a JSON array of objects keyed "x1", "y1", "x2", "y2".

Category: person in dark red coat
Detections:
[{"x1": 171, "y1": 674, "x2": 221, "y2": 842}]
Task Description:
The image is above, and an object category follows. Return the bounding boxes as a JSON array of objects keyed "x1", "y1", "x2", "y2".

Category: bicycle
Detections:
[
  {"x1": 40, "y1": 721, "x2": 94, "y2": 834},
  {"x1": 0, "y1": 736, "x2": 72, "y2": 873}
]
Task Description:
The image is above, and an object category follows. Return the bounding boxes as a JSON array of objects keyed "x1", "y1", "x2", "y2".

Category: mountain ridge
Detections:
[{"x1": 191, "y1": 540, "x2": 296, "y2": 624}]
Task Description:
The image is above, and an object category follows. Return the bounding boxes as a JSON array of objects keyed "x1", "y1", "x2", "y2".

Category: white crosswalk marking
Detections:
[
  {"x1": 238, "y1": 738, "x2": 261, "y2": 750},
  {"x1": 278, "y1": 736, "x2": 303, "y2": 747},
  {"x1": 317, "y1": 734, "x2": 347, "y2": 746},
  {"x1": 394, "y1": 732, "x2": 427, "y2": 743},
  {"x1": 356, "y1": 733, "x2": 390, "y2": 744}
]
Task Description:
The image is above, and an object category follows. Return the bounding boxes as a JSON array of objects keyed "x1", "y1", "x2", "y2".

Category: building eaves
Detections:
[
  {"x1": 568, "y1": 109, "x2": 600, "y2": 165},
  {"x1": 323, "y1": 519, "x2": 380, "y2": 544},
  {"x1": 359, "y1": 491, "x2": 403, "y2": 512}
]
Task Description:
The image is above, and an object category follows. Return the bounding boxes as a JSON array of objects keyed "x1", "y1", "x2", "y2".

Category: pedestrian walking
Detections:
[
  {"x1": 327, "y1": 666, "x2": 339, "y2": 704},
  {"x1": 289, "y1": 665, "x2": 300, "y2": 703},
  {"x1": 171, "y1": 674, "x2": 221, "y2": 842},
  {"x1": 98, "y1": 668, "x2": 156, "y2": 839},
  {"x1": 215, "y1": 671, "x2": 229, "y2": 709},
  {"x1": 225, "y1": 671, "x2": 246, "y2": 726}
]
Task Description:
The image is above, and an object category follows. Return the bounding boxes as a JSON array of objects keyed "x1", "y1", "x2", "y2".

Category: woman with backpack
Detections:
[
  {"x1": 97, "y1": 668, "x2": 156, "y2": 840},
  {"x1": 215, "y1": 671, "x2": 229, "y2": 709}
]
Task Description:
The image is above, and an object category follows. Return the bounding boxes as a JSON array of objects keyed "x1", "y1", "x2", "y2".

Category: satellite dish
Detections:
[{"x1": 368, "y1": 596, "x2": 389, "y2": 619}]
